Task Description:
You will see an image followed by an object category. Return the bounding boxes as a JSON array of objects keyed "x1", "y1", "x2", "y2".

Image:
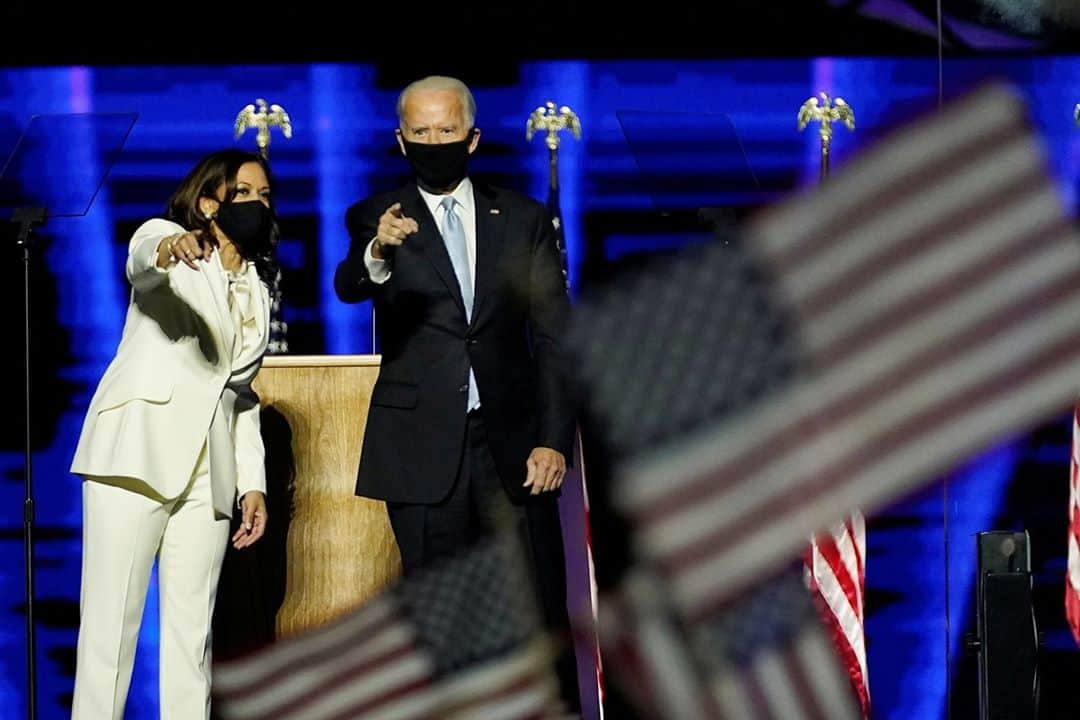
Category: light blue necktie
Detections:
[{"x1": 440, "y1": 196, "x2": 480, "y2": 412}]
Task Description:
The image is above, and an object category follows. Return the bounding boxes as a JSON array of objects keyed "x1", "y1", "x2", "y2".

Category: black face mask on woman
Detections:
[
  {"x1": 214, "y1": 200, "x2": 273, "y2": 256},
  {"x1": 401, "y1": 133, "x2": 474, "y2": 190}
]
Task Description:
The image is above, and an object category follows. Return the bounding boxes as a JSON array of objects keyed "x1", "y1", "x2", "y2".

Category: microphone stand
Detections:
[{"x1": 13, "y1": 206, "x2": 46, "y2": 720}]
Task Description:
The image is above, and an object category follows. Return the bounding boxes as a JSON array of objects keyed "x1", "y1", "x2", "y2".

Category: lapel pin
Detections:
[{"x1": 490, "y1": 208, "x2": 500, "y2": 215}]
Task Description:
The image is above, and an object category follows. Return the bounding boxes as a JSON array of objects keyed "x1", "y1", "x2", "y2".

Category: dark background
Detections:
[{"x1": 2, "y1": 0, "x2": 1078, "y2": 68}]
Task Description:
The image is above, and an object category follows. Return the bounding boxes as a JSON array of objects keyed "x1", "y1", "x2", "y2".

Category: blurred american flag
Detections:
[
  {"x1": 567, "y1": 82, "x2": 1080, "y2": 719},
  {"x1": 212, "y1": 534, "x2": 569, "y2": 720}
]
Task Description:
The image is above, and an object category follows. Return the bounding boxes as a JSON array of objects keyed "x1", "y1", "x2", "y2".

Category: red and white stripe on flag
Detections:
[
  {"x1": 806, "y1": 510, "x2": 869, "y2": 718},
  {"x1": 597, "y1": 568, "x2": 865, "y2": 720},
  {"x1": 1067, "y1": 404, "x2": 1080, "y2": 646},
  {"x1": 574, "y1": 430, "x2": 607, "y2": 712}
]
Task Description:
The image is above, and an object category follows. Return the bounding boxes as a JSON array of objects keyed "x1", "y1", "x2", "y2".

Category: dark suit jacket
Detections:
[{"x1": 335, "y1": 180, "x2": 575, "y2": 504}]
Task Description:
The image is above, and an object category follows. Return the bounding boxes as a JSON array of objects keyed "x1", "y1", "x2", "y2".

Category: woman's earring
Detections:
[{"x1": 205, "y1": 211, "x2": 214, "y2": 220}]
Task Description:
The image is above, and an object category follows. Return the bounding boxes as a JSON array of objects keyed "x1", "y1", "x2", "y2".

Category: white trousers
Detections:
[{"x1": 71, "y1": 444, "x2": 230, "y2": 720}]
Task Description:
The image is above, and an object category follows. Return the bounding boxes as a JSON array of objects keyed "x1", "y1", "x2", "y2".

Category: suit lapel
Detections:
[
  {"x1": 471, "y1": 184, "x2": 504, "y2": 326},
  {"x1": 400, "y1": 185, "x2": 467, "y2": 317}
]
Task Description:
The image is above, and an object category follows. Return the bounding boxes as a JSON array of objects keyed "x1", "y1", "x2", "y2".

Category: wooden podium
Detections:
[{"x1": 252, "y1": 354, "x2": 401, "y2": 638}]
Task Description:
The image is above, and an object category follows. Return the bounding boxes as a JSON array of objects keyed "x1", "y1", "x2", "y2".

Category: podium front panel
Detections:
[{"x1": 253, "y1": 354, "x2": 401, "y2": 638}]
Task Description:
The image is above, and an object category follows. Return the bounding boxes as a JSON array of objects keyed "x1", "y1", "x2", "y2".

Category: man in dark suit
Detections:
[{"x1": 334, "y1": 75, "x2": 581, "y2": 714}]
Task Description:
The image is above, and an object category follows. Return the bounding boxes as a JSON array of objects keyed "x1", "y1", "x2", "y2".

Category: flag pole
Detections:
[
  {"x1": 526, "y1": 100, "x2": 603, "y2": 714},
  {"x1": 234, "y1": 98, "x2": 293, "y2": 354},
  {"x1": 234, "y1": 98, "x2": 293, "y2": 161},
  {"x1": 1067, "y1": 104, "x2": 1080, "y2": 651},
  {"x1": 798, "y1": 91, "x2": 871, "y2": 719},
  {"x1": 798, "y1": 92, "x2": 855, "y2": 181},
  {"x1": 527, "y1": 101, "x2": 581, "y2": 290}
]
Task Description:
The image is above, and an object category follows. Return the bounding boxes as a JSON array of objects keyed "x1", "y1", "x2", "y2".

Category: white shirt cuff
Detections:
[{"x1": 364, "y1": 238, "x2": 391, "y2": 284}]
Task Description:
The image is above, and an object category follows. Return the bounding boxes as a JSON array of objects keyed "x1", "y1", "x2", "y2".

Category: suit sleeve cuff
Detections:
[{"x1": 140, "y1": 234, "x2": 172, "y2": 274}]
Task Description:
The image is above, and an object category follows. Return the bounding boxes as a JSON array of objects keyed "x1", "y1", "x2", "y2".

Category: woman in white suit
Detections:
[{"x1": 69, "y1": 149, "x2": 278, "y2": 719}]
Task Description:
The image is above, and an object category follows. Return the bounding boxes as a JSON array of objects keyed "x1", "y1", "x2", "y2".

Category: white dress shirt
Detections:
[
  {"x1": 210, "y1": 259, "x2": 264, "y2": 509},
  {"x1": 363, "y1": 178, "x2": 481, "y2": 411},
  {"x1": 364, "y1": 177, "x2": 477, "y2": 288}
]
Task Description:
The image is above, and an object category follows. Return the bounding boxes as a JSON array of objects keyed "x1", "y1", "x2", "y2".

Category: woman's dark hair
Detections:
[{"x1": 165, "y1": 148, "x2": 280, "y2": 284}]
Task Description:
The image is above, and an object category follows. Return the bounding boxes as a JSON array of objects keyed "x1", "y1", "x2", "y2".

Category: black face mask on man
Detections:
[
  {"x1": 401, "y1": 132, "x2": 474, "y2": 190},
  {"x1": 214, "y1": 200, "x2": 273, "y2": 256}
]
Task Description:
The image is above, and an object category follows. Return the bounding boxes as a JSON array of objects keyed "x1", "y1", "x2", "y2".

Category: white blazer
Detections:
[{"x1": 71, "y1": 218, "x2": 271, "y2": 517}]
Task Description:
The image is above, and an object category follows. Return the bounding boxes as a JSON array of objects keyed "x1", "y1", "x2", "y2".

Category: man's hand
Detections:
[
  {"x1": 523, "y1": 447, "x2": 567, "y2": 495},
  {"x1": 232, "y1": 491, "x2": 267, "y2": 549},
  {"x1": 372, "y1": 202, "x2": 419, "y2": 258}
]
